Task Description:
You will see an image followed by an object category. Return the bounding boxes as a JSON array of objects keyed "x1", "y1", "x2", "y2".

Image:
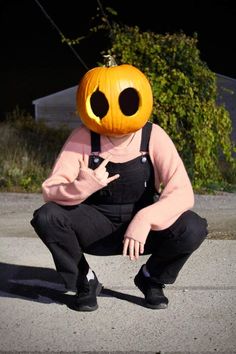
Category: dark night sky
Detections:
[{"x1": 1, "y1": 0, "x2": 236, "y2": 117}]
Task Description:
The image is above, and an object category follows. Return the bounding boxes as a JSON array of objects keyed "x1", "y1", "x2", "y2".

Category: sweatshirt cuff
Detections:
[{"x1": 124, "y1": 211, "x2": 151, "y2": 244}]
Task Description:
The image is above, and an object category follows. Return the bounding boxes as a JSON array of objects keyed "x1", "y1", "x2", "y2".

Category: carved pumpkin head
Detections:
[{"x1": 76, "y1": 57, "x2": 153, "y2": 136}]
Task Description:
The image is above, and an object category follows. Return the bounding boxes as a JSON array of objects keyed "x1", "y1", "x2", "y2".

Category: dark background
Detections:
[{"x1": 1, "y1": 0, "x2": 236, "y2": 118}]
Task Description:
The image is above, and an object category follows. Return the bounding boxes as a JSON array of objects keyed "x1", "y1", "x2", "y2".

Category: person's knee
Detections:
[
  {"x1": 180, "y1": 211, "x2": 208, "y2": 251},
  {"x1": 31, "y1": 202, "x2": 61, "y2": 235},
  {"x1": 170, "y1": 211, "x2": 208, "y2": 252}
]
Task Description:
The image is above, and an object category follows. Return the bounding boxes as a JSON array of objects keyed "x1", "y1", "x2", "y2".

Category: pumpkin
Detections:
[{"x1": 76, "y1": 56, "x2": 153, "y2": 136}]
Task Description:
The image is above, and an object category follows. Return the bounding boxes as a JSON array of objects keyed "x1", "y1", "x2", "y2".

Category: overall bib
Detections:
[
  {"x1": 31, "y1": 123, "x2": 208, "y2": 290},
  {"x1": 85, "y1": 122, "x2": 156, "y2": 224}
]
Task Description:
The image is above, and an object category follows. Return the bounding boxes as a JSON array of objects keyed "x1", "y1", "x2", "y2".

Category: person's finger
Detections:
[
  {"x1": 94, "y1": 169, "x2": 109, "y2": 182},
  {"x1": 78, "y1": 156, "x2": 86, "y2": 169},
  {"x1": 104, "y1": 171, "x2": 109, "y2": 180},
  {"x1": 79, "y1": 154, "x2": 90, "y2": 169},
  {"x1": 83, "y1": 154, "x2": 89, "y2": 168},
  {"x1": 107, "y1": 174, "x2": 120, "y2": 184},
  {"x1": 100, "y1": 171, "x2": 109, "y2": 182},
  {"x1": 140, "y1": 242, "x2": 144, "y2": 254},
  {"x1": 134, "y1": 241, "x2": 140, "y2": 260},
  {"x1": 128, "y1": 239, "x2": 135, "y2": 261},
  {"x1": 96, "y1": 156, "x2": 111, "y2": 170},
  {"x1": 123, "y1": 238, "x2": 129, "y2": 256}
]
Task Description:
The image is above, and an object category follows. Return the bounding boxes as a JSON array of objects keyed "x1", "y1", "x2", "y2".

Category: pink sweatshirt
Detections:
[{"x1": 42, "y1": 123, "x2": 194, "y2": 244}]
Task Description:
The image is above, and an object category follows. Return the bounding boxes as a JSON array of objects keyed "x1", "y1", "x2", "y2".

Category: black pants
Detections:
[{"x1": 31, "y1": 202, "x2": 208, "y2": 290}]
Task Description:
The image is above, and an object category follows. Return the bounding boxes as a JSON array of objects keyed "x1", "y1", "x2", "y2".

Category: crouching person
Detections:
[{"x1": 31, "y1": 59, "x2": 208, "y2": 311}]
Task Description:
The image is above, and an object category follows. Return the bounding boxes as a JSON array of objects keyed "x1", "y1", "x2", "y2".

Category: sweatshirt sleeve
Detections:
[
  {"x1": 42, "y1": 126, "x2": 106, "y2": 205},
  {"x1": 124, "y1": 124, "x2": 194, "y2": 244}
]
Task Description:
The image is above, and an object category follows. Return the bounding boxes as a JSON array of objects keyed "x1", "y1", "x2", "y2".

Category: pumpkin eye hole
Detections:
[
  {"x1": 90, "y1": 89, "x2": 109, "y2": 118},
  {"x1": 119, "y1": 88, "x2": 139, "y2": 116}
]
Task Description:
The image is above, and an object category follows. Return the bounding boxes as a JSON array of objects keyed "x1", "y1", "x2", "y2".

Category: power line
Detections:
[{"x1": 34, "y1": 0, "x2": 89, "y2": 71}]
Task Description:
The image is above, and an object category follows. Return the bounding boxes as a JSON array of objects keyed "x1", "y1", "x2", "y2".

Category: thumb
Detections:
[{"x1": 107, "y1": 173, "x2": 120, "y2": 184}]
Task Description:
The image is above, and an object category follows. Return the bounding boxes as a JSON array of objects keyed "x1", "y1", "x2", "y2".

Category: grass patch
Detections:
[{"x1": 0, "y1": 108, "x2": 71, "y2": 192}]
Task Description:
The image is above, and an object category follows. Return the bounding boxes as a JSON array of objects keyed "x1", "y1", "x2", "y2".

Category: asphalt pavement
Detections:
[{"x1": 0, "y1": 192, "x2": 236, "y2": 354}]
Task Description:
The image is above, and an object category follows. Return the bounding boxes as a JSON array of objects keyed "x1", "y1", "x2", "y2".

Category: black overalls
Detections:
[
  {"x1": 31, "y1": 123, "x2": 208, "y2": 291},
  {"x1": 85, "y1": 122, "x2": 156, "y2": 225}
]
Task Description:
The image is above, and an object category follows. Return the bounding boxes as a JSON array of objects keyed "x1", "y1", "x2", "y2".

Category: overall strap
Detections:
[
  {"x1": 140, "y1": 121, "x2": 153, "y2": 152},
  {"x1": 90, "y1": 131, "x2": 101, "y2": 153}
]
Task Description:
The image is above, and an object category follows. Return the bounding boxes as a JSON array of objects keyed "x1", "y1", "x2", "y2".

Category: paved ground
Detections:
[{"x1": 0, "y1": 192, "x2": 236, "y2": 353}]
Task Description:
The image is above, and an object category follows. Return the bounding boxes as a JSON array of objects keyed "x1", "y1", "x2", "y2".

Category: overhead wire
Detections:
[{"x1": 34, "y1": 0, "x2": 89, "y2": 71}]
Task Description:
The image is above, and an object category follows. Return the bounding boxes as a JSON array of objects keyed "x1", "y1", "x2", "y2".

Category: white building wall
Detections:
[
  {"x1": 33, "y1": 85, "x2": 81, "y2": 129},
  {"x1": 35, "y1": 105, "x2": 81, "y2": 129}
]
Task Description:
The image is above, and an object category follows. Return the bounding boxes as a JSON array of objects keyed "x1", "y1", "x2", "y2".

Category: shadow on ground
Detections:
[{"x1": 0, "y1": 262, "x2": 145, "y2": 309}]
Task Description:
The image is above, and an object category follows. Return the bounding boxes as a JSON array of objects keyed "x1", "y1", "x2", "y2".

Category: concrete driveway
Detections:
[{"x1": 0, "y1": 192, "x2": 236, "y2": 353}]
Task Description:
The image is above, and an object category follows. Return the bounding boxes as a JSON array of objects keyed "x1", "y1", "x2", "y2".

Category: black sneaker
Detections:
[
  {"x1": 134, "y1": 265, "x2": 168, "y2": 309},
  {"x1": 73, "y1": 271, "x2": 103, "y2": 312}
]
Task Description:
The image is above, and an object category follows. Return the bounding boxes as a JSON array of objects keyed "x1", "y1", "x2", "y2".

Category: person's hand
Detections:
[
  {"x1": 78, "y1": 154, "x2": 120, "y2": 185},
  {"x1": 123, "y1": 237, "x2": 144, "y2": 261}
]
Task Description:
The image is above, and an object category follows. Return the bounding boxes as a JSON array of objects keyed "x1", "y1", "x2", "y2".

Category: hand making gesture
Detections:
[{"x1": 78, "y1": 154, "x2": 120, "y2": 185}]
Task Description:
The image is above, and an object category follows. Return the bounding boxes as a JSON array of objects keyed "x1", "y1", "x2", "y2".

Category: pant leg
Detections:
[
  {"x1": 144, "y1": 210, "x2": 208, "y2": 284},
  {"x1": 30, "y1": 201, "x2": 117, "y2": 290}
]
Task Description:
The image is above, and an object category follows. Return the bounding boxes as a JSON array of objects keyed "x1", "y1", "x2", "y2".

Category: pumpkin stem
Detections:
[{"x1": 103, "y1": 54, "x2": 117, "y2": 67}]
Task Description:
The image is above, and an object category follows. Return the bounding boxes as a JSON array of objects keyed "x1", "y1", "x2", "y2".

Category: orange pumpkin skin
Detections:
[{"x1": 76, "y1": 64, "x2": 153, "y2": 136}]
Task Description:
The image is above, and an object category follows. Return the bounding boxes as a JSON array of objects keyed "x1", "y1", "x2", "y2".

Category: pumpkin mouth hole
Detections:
[
  {"x1": 90, "y1": 89, "x2": 109, "y2": 119},
  {"x1": 119, "y1": 88, "x2": 139, "y2": 116}
]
